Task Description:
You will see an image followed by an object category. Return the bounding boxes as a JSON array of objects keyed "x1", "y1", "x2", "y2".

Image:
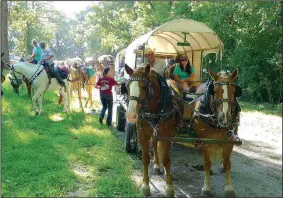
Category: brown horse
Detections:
[
  {"x1": 125, "y1": 63, "x2": 183, "y2": 197},
  {"x1": 193, "y1": 69, "x2": 241, "y2": 197},
  {"x1": 58, "y1": 65, "x2": 96, "y2": 110}
]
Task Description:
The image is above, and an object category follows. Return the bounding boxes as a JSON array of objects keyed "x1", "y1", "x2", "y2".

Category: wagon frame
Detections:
[{"x1": 114, "y1": 19, "x2": 242, "y2": 154}]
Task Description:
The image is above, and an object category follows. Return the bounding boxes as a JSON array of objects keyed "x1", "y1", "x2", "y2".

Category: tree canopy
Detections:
[{"x1": 6, "y1": 1, "x2": 282, "y2": 103}]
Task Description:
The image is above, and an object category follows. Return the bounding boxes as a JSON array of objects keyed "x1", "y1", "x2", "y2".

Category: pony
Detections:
[
  {"x1": 192, "y1": 69, "x2": 241, "y2": 197},
  {"x1": 125, "y1": 63, "x2": 184, "y2": 197},
  {"x1": 8, "y1": 62, "x2": 71, "y2": 115}
]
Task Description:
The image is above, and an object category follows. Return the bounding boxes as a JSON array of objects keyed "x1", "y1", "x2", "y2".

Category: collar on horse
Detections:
[
  {"x1": 127, "y1": 73, "x2": 177, "y2": 134},
  {"x1": 28, "y1": 65, "x2": 45, "y2": 85}
]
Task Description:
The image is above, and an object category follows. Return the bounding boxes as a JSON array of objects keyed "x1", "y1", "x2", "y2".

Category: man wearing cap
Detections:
[
  {"x1": 29, "y1": 39, "x2": 42, "y2": 64},
  {"x1": 144, "y1": 47, "x2": 167, "y2": 75},
  {"x1": 38, "y1": 41, "x2": 65, "y2": 87}
]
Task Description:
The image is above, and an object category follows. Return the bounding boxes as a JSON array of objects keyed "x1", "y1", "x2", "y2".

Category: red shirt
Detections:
[{"x1": 96, "y1": 76, "x2": 117, "y2": 95}]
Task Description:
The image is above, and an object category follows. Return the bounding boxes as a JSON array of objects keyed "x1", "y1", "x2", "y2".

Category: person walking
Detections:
[{"x1": 96, "y1": 67, "x2": 118, "y2": 126}]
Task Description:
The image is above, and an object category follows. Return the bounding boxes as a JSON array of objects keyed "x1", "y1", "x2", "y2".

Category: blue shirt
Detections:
[{"x1": 33, "y1": 45, "x2": 42, "y2": 62}]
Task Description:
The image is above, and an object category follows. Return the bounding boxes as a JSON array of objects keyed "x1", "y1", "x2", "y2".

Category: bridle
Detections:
[
  {"x1": 9, "y1": 65, "x2": 24, "y2": 86},
  {"x1": 207, "y1": 81, "x2": 240, "y2": 129},
  {"x1": 126, "y1": 76, "x2": 154, "y2": 109}
]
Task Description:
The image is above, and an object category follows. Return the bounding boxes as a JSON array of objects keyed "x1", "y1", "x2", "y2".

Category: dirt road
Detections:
[
  {"x1": 114, "y1": 112, "x2": 282, "y2": 198},
  {"x1": 80, "y1": 89, "x2": 282, "y2": 197}
]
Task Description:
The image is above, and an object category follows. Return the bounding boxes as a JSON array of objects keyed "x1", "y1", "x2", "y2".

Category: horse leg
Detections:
[
  {"x1": 59, "y1": 86, "x2": 69, "y2": 114},
  {"x1": 139, "y1": 130, "x2": 151, "y2": 196},
  {"x1": 78, "y1": 84, "x2": 83, "y2": 110},
  {"x1": 201, "y1": 145, "x2": 212, "y2": 197},
  {"x1": 89, "y1": 85, "x2": 93, "y2": 108},
  {"x1": 66, "y1": 81, "x2": 71, "y2": 113},
  {"x1": 38, "y1": 93, "x2": 44, "y2": 115},
  {"x1": 32, "y1": 88, "x2": 44, "y2": 115},
  {"x1": 152, "y1": 138, "x2": 162, "y2": 175},
  {"x1": 58, "y1": 94, "x2": 63, "y2": 105},
  {"x1": 158, "y1": 141, "x2": 174, "y2": 197},
  {"x1": 223, "y1": 145, "x2": 235, "y2": 197}
]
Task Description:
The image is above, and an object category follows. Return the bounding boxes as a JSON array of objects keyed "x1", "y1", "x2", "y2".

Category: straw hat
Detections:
[{"x1": 144, "y1": 47, "x2": 155, "y2": 55}]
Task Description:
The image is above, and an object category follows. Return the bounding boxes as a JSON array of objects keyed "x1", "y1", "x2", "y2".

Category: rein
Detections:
[
  {"x1": 10, "y1": 65, "x2": 25, "y2": 85},
  {"x1": 28, "y1": 65, "x2": 45, "y2": 85},
  {"x1": 127, "y1": 73, "x2": 177, "y2": 136}
]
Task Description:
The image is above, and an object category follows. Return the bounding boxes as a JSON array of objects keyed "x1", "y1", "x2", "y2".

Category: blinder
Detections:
[
  {"x1": 207, "y1": 82, "x2": 242, "y2": 98},
  {"x1": 126, "y1": 76, "x2": 153, "y2": 106}
]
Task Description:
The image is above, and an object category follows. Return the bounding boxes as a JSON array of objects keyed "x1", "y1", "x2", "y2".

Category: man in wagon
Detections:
[{"x1": 144, "y1": 47, "x2": 167, "y2": 76}]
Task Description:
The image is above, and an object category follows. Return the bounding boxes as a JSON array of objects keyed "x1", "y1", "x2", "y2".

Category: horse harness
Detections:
[
  {"x1": 126, "y1": 73, "x2": 179, "y2": 137},
  {"x1": 188, "y1": 81, "x2": 242, "y2": 142}
]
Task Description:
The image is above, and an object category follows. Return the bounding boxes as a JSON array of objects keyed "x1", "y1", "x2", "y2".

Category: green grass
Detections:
[
  {"x1": 239, "y1": 101, "x2": 282, "y2": 117},
  {"x1": 1, "y1": 82, "x2": 140, "y2": 197}
]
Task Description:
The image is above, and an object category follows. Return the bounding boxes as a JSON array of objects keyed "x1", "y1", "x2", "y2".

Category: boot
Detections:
[{"x1": 53, "y1": 70, "x2": 66, "y2": 87}]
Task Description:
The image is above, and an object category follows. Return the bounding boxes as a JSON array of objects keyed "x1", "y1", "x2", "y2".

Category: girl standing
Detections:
[{"x1": 96, "y1": 67, "x2": 118, "y2": 126}]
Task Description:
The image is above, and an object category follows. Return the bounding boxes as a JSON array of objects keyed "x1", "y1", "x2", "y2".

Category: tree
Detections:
[{"x1": 1, "y1": 0, "x2": 9, "y2": 63}]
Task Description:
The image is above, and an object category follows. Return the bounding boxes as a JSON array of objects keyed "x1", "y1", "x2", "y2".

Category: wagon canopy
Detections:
[{"x1": 125, "y1": 19, "x2": 224, "y2": 80}]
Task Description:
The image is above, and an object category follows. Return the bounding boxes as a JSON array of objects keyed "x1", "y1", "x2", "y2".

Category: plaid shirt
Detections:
[{"x1": 39, "y1": 48, "x2": 54, "y2": 65}]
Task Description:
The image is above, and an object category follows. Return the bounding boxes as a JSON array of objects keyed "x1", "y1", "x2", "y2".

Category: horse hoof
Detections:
[
  {"x1": 225, "y1": 190, "x2": 235, "y2": 198},
  {"x1": 165, "y1": 185, "x2": 174, "y2": 197},
  {"x1": 201, "y1": 189, "x2": 211, "y2": 197},
  {"x1": 153, "y1": 167, "x2": 162, "y2": 175},
  {"x1": 140, "y1": 184, "x2": 150, "y2": 196}
]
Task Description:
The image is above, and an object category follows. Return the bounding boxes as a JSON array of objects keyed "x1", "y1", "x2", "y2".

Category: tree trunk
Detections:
[
  {"x1": 1, "y1": 0, "x2": 9, "y2": 63},
  {"x1": 148, "y1": 1, "x2": 155, "y2": 12}
]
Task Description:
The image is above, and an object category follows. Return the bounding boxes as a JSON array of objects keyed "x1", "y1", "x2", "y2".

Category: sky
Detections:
[{"x1": 51, "y1": 1, "x2": 98, "y2": 19}]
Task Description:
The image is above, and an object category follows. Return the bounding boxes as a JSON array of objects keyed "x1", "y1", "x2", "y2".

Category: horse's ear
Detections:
[
  {"x1": 124, "y1": 63, "x2": 133, "y2": 76},
  {"x1": 145, "y1": 64, "x2": 150, "y2": 76},
  {"x1": 230, "y1": 69, "x2": 238, "y2": 81},
  {"x1": 208, "y1": 69, "x2": 218, "y2": 81}
]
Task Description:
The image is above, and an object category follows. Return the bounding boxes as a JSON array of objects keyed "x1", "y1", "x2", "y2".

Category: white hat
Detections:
[{"x1": 144, "y1": 47, "x2": 155, "y2": 55}]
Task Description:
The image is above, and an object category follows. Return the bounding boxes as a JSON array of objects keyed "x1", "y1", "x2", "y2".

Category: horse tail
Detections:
[{"x1": 208, "y1": 144, "x2": 222, "y2": 162}]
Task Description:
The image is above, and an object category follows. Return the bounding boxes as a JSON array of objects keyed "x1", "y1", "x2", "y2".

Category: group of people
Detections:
[
  {"x1": 143, "y1": 47, "x2": 196, "y2": 92},
  {"x1": 29, "y1": 39, "x2": 66, "y2": 87},
  {"x1": 96, "y1": 46, "x2": 196, "y2": 127}
]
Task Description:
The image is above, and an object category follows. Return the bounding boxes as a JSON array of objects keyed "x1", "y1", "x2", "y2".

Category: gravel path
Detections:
[{"x1": 81, "y1": 89, "x2": 282, "y2": 197}]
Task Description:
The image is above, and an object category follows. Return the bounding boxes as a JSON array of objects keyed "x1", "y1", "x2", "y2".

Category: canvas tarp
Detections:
[{"x1": 124, "y1": 19, "x2": 224, "y2": 81}]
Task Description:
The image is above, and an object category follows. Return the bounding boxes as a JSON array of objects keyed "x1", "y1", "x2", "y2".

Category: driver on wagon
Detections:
[{"x1": 144, "y1": 47, "x2": 167, "y2": 75}]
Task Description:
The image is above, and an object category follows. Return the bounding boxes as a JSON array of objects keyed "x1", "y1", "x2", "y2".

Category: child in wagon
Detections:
[{"x1": 96, "y1": 67, "x2": 119, "y2": 126}]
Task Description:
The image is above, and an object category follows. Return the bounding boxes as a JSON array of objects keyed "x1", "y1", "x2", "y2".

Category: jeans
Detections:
[
  {"x1": 99, "y1": 93, "x2": 113, "y2": 124},
  {"x1": 31, "y1": 59, "x2": 38, "y2": 64}
]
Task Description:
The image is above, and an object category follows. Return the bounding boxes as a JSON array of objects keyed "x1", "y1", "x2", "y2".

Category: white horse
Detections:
[{"x1": 9, "y1": 62, "x2": 71, "y2": 115}]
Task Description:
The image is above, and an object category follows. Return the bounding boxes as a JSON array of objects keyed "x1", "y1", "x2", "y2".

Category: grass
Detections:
[
  {"x1": 239, "y1": 101, "x2": 282, "y2": 117},
  {"x1": 1, "y1": 81, "x2": 140, "y2": 197}
]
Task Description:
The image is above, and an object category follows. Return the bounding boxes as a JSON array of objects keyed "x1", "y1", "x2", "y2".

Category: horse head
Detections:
[
  {"x1": 125, "y1": 63, "x2": 159, "y2": 123},
  {"x1": 207, "y1": 69, "x2": 242, "y2": 129},
  {"x1": 8, "y1": 63, "x2": 24, "y2": 94}
]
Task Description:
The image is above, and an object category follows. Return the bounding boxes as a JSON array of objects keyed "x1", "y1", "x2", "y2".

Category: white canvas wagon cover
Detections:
[{"x1": 125, "y1": 19, "x2": 224, "y2": 80}]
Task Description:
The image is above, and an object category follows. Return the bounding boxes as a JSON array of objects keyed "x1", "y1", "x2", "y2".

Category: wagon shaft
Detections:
[{"x1": 154, "y1": 136, "x2": 242, "y2": 145}]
